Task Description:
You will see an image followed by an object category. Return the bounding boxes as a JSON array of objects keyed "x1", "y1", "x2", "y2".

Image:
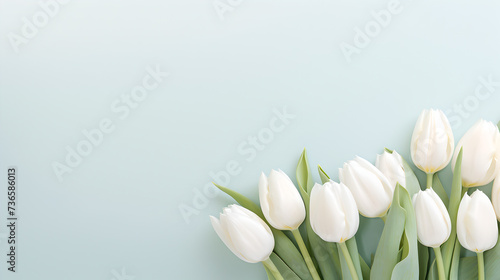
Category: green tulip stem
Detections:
[
  {"x1": 262, "y1": 258, "x2": 284, "y2": 280},
  {"x1": 427, "y1": 173, "x2": 434, "y2": 189},
  {"x1": 477, "y1": 252, "x2": 485, "y2": 280},
  {"x1": 291, "y1": 229, "x2": 321, "y2": 280},
  {"x1": 339, "y1": 241, "x2": 359, "y2": 280},
  {"x1": 433, "y1": 247, "x2": 445, "y2": 280}
]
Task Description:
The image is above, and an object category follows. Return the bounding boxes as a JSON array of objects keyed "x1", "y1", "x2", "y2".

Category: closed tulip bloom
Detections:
[
  {"x1": 413, "y1": 189, "x2": 451, "y2": 247},
  {"x1": 376, "y1": 150, "x2": 406, "y2": 189},
  {"x1": 310, "y1": 181, "x2": 359, "y2": 243},
  {"x1": 410, "y1": 109, "x2": 454, "y2": 174},
  {"x1": 259, "y1": 170, "x2": 306, "y2": 230},
  {"x1": 339, "y1": 156, "x2": 394, "y2": 218},
  {"x1": 210, "y1": 204, "x2": 274, "y2": 263},
  {"x1": 457, "y1": 190, "x2": 498, "y2": 253},
  {"x1": 492, "y1": 176, "x2": 500, "y2": 221},
  {"x1": 452, "y1": 120, "x2": 500, "y2": 187}
]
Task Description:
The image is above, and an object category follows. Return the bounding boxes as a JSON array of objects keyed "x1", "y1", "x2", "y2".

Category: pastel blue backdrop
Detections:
[{"x1": 1, "y1": 0, "x2": 500, "y2": 279}]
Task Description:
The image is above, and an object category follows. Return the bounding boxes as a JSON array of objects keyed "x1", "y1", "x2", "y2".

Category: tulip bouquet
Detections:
[{"x1": 209, "y1": 109, "x2": 500, "y2": 280}]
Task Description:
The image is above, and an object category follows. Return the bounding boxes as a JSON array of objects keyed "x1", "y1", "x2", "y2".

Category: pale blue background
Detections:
[{"x1": 1, "y1": 0, "x2": 500, "y2": 279}]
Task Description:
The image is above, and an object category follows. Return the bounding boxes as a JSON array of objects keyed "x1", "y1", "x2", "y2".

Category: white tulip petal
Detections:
[
  {"x1": 413, "y1": 189, "x2": 451, "y2": 247},
  {"x1": 210, "y1": 215, "x2": 245, "y2": 261},
  {"x1": 224, "y1": 212, "x2": 274, "y2": 262},
  {"x1": 339, "y1": 182, "x2": 360, "y2": 240},
  {"x1": 419, "y1": 110, "x2": 435, "y2": 170},
  {"x1": 457, "y1": 194, "x2": 471, "y2": 250},
  {"x1": 428, "y1": 190, "x2": 452, "y2": 239},
  {"x1": 310, "y1": 183, "x2": 344, "y2": 242},
  {"x1": 466, "y1": 191, "x2": 498, "y2": 252},
  {"x1": 272, "y1": 170, "x2": 306, "y2": 229},
  {"x1": 211, "y1": 205, "x2": 274, "y2": 263},
  {"x1": 232, "y1": 205, "x2": 273, "y2": 236},
  {"x1": 355, "y1": 156, "x2": 394, "y2": 194},
  {"x1": 340, "y1": 160, "x2": 392, "y2": 217},
  {"x1": 310, "y1": 181, "x2": 359, "y2": 243},
  {"x1": 492, "y1": 177, "x2": 500, "y2": 221},
  {"x1": 411, "y1": 109, "x2": 454, "y2": 174},
  {"x1": 309, "y1": 183, "x2": 325, "y2": 239},
  {"x1": 438, "y1": 110, "x2": 456, "y2": 167},
  {"x1": 260, "y1": 169, "x2": 305, "y2": 230},
  {"x1": 411, "y1": 110, "x2": 427, "y2": 168},
  {"x1": 376, "y1": 150, "x2": 406, "y2": 189},
  {"x1": 452, "y1": 120, "x2": 500, "y2": 187},
  {"x1": 457, "y1": 191, "x2": 498, "y2": 252},
  {"x1": 258, "y1": 172, "x2": 273, "y2": 224}
]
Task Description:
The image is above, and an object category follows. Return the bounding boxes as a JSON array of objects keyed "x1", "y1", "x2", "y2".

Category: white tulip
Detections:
[
  {"x1": 413, "y1": 189, "x2": 451, "y2": 247},
  {"x1": 410, "y1": 109, "x2": 455, "y2": 174},
  {"x1": 210, "y1": 204, "x2": 275, "y2": 263},
  {"x1": 309, "y1": 181, "x2": 359, "y2": 243},
  {"x1": 457, "y1": 190, "x2": 498, "y2": 253},
  {"x1": 492, "y1": 176, "x2": 500, "y2": 221},
  {"x1": 376, "y1": 150, "x2": 406, "y2": 189},
  {"x1": 258, "y1": 170, "x2": 306, "y2": 230},
  {"x1": 452, "y1": 119, "x2": 500, "y2": 187},
  {"x1": 339, "y1": 156, "x2": 394, "y2": 218}
]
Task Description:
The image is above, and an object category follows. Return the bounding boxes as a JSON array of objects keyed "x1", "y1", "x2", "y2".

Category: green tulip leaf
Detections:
[
  {"x1": 432, "y1": 173, "x2": 449, "y2": 207},
  {"x1": 391, "y1": 185, "x2": 419, "y2": 280},
  {"x1": 295, "y1": 150, "x2": 313, "y2": 250},
  {"x1": 457, "y1": 256, "x2": 476, "y2": 280},
  {"x1": 360, "y1": 254, "x2": 371, "y2": 280},
  {"x1": 309, "y1": 227, "x2": 341, "y2": 280},
  {"x1": 449, "y1": 239, "x2": 461, "y2": 280},
  {"x1": 297, "y1": 150, "x2": 341, "y2": 280},
  {"x1": 442, "y1": 148, "x2": 463, "y2": 278},
  {"x1": 427, "y1": 259, "x2": 438, "y2": 280},
  {"x1": 484, "y1": 236, "x2": 500, "y2": 278},
  {"x1": 318, "y1": 165, "x2": 331, "y2": 184},
  {"x1": 214, "y1": 184, "x2": 313, "y2": 280},
  {"x1": 297, "y1": 148, "x2": 315, "y2": 196},
  {"x1": 497, "y1": 121, "x2": 500, "y2": 131},
  {"x1": 371, "y1": 184, "x2": 419, "y2": 280},
  {"x1": 214, "y1": 184, "x2": 265, "y2": 219},
  {"x1": 417, "y1": 244, "x2": 429, "y2": 280},
  {"x1": 269, "y1": 252, "x2": 302, "y2": 280}
]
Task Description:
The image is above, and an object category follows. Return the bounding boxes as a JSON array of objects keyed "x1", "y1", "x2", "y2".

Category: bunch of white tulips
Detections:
[{"x1": 209, "y1": 109, "x2": 500, "y2": 280}]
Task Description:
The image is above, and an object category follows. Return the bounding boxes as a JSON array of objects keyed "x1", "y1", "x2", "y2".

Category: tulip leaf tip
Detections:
[{"x1": 213, "y1": 183, "x2": 226, "y2": 191}]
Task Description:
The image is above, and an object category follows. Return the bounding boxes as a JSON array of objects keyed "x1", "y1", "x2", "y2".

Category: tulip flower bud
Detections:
[
  {"x1": 413, "y1": 189, "x2": 451, "y2": 247},
  {"x1": 210, "y1": 204, "x2": 275, "y2": 263},
  {"x1": 376, "y1": 150, "x2": 406, "y2": 189},
  {"x1": 452, "y1": 119, "x2": 500, "y2": 187},
  {"x1": 457, "y1": 190, "x2": 498, "y2": 253},
  {"x1": 258, "y1": 170, "x2": 306, "y2": 230},
  {"x1": 339, "y1": 156, "x2": 393, "y2": 218},
  {"x1": 410, "y1": 109, "x2": 455, "y2": 174},
  {"x1": 309, "y1": 181, "x2": 359, "y2": 243}
]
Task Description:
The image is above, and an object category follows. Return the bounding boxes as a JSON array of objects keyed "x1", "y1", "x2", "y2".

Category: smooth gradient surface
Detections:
[{"x1": 1, "y1": 0, "x2": 500, "y2": 279}]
